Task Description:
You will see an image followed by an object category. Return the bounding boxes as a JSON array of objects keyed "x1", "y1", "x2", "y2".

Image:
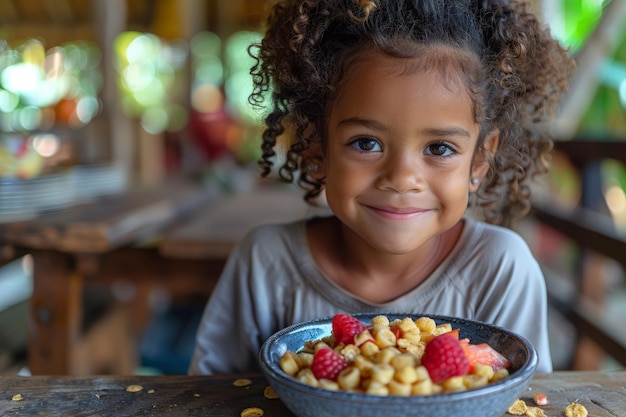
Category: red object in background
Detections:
[
  {"x1": 188, "y1": 108, "x2": 234, "y2": 161},
  {"x1": 54, "y1": 98, "x2": 78, "y2": 126}
]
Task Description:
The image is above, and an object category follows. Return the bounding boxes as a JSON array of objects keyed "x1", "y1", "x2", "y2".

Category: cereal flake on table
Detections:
[
  {"x1": 240, "y1": 406, "x2": 264, "y2": 417},
  {"x1": 565, "y1": 401, "x2": 588, "y2": 417},
  {"x1": 507, "y1": 399, "x2": 528, "y2": 415},
  {"x1": 233, "y1": 378, "x2": 253, "y2": 387},
  {"x1": 263, "y1": 385, "x2": 279, "y2": 399},
  {"x1": 525, "y1": 406, "x2": 547, "y2": 417}
]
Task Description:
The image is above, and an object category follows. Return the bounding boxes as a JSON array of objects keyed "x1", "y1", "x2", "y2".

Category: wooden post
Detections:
[
  {"x1": 28, "y1": 251, "x2": 82, "y2": 375},
  {"x1": 91, "y1": 0, "x2": 135, "y2": 183}
]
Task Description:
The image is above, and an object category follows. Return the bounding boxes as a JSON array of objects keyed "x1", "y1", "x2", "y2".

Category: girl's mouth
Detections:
[{"x1": 365, "y1": 205, "x2": 431, "y2": 220}]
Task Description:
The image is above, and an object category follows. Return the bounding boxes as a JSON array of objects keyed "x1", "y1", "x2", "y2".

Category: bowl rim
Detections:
[{"x1": 259, "y1": 312, "x2": 538, "y2": 404}]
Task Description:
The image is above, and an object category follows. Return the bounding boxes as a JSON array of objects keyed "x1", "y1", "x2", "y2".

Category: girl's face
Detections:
[{"x1": 320, "y1": 50, "x2": 490, "y2": 255}]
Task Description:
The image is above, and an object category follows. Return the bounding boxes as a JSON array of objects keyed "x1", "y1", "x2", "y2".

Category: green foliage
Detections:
[{"x1": 558, "y1": 0, "x2": 609, "y2": 53}]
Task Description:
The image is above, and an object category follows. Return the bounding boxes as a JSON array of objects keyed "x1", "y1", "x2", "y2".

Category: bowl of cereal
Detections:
[{"x1": 259, "y1": 313, "x2": 537, "y2": 417}]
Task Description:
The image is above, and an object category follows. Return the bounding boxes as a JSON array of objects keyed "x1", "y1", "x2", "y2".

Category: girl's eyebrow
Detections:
[
  {"x1": 337, "y1": 117, "x2": 387, "y2": 131},
  {"x1": 337, "y1": 117, "x2": 472, "y2": 139},
  {"x1": 421, "y1": 127, "x2": 472, "y2": 140}
]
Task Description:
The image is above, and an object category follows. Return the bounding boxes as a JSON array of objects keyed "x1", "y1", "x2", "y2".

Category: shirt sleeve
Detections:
[{"x1": 472, "y1": 228, "x2": 553, "y2": 373}]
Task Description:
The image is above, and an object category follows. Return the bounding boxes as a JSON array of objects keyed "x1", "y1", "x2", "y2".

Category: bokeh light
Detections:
[
  {"x1": 0, "y1": 39, "x2": 102, "y2": 132},
  {"x1": 114, "y1": 31, "x2": 189, "y2": 134}
]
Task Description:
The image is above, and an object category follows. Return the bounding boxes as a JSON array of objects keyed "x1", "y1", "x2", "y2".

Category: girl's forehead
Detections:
[
  {"x1": 339, "y1": 47, "x2": 474, "y2": 94},
  {"x1": 331, "y1": 44, "x2": 484, "y2": 122},
  {"x1": 352, "y1": 43, "x2": 478, "y2": 76}
]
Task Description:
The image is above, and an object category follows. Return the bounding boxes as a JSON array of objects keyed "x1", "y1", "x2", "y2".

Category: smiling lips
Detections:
[{"x1": 365, "y1": 204, "x2": 432, "y2": 220}]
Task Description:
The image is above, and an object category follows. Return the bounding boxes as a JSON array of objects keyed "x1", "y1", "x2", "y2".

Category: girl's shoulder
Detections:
[
  {"x1": 242, "y1": 218, "x2": 306, "y2": 245},
  {"x1": 462, "y1": 218, "x2": 535, "y2": 258}
]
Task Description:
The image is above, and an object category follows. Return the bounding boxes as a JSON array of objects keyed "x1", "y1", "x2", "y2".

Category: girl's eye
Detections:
[
  {"x1": 425, "y1": 142, "x2": 456, "y2": 157},
  {"x1": 349, "y1": 137, "x2": 382, "y2": 152}
]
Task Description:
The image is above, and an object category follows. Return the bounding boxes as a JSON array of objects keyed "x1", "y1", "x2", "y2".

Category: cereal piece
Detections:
[
  {"x1": 125, "y1": 385, "x2": 143, "y2": 393},
  {"x1": 390, "y1": 353, "x2": 417, "y2": 370},
  {"x1": 365, "y1": 381, "x2": 389, "y2": 396},
  {"x1": 492, "y1": 367, "x2": 510, "y2": 382},
  {"x1": 373, "y1": 327, "x2": 397, "y2": 348},
  {"x1": 370, "y1": 364, "x2": 395, "y2": 384},
  {"x1": 279, "y1": 351, "x2": 301, "y2": 376},
  {"x1": 472, "y1": 363, "x2": 494, "y2": 380},
  {"x1": 507, "y1": 399, "x2": 528, "y2": 415},
  {"x1": 354, "y1": 329, "x2": 375, "y2": 347},
  {"x1": 318, "y1": 379, "x2": 340, "y2": 391},
  {"x1": 263, "y1": 385, "x2": 279, "y2": 399},
  {"x1": 11, "y1": 394, "x2": 23, "y2": 401},
  {"x1": 432, "y1": 323, "x2": 452, "y2": 335},
  {"x1": 415, "y1": 316, "x2": 436, "y2": 333},
  {"x1": 371, "y1": 315, "x2": 390, "y2": 328},
  {"x1": 525, "y1": 406, "x2": 547, "y2": 417},
  {"x1": 194, "y1": 393, "x2": 201, "y2": 398},
  {"x1": 148, "y1": 389, "x2": 155, "y2": 394},
  {"x1": 240, "y1": 406, "x2": 264, "y2": 417},
  {"x1": 532, "y1": 392, "x2": 548, "y2": 406},
  {"x1": 565, "y1": 402, "x2": 588, "y2": 417},
  {"x1": 340, "y1": 344, "x2": 360, "y2": 362},
  {"x1": 360, "y1": 340, "x2": 380, "y2": 357},
  {"x1": 411, "y1": 379, "x2": 434, "y2": 395},
  {"x1": 296, "y1": 368, "x2": 319, "y2": 387},
  {"x1": 353, "y1": 355, "x2": 374, "y2": 373},
  {"x1": 462, "y1": 374, "x2": 488, "y2": 389},
  {"x1": 337, "y1": 366, "x2": 361, "y2": 390},
  {"x1": 313, "y1": 341, "x2": 332, "y2": 353},
  {"x1": 295, "y1": 352, "x2": 314, "y2": 368},
  {"x1": 233, "y1": 378, "x2": 252, "y2": 387},
  {"x1": 375, "y1": 347, "x2": 401, "y2": 364},
  {"x1": 402, "y1": 341, "x2": 425, "y2": 357},
  {"x1": 398, "y1": 317, "x2": 418, "y2": 333},
  {"x1": 301, "y1": 340, "x2": 317, "y2": 354},
  {"x1": 387, "y1": 379, "x2": 412, "y2": 396},
  {"x1": 394, "y1": 365, "x2": 419, "y2": 384},
  {"x1": 441, "y1": 376, "x2": 465, "y2": 392},
  {"x1": 401, "y1": 329, "x2": 422, "y2": 345},
  {"x1": 413, "y1": 365, "x2": 429, "y2": 381}
]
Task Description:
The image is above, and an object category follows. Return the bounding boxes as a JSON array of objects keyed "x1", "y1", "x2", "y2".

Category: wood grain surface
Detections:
[{"x1": 0, "y1": 371, "x2": 624, "y2": 417}]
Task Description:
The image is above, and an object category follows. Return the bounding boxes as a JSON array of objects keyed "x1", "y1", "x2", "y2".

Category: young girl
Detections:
[{"x1": 189, "y1": 0, "x2": 574, "y2": 375}]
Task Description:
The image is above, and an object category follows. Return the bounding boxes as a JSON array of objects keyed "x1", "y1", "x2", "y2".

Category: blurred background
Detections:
[{"x1": 0, "y1": 0, "x2": 625, "y2": 376}]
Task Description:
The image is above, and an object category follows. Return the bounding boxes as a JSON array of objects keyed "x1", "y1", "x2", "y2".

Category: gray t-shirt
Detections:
[{"x1": 188, "y1": 217, "x2": 552, "y2": 375}]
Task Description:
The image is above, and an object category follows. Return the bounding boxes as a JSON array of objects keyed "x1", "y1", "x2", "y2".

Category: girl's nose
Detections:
[{"x1": 375, "y1": 154, "x2": 423, "y2": 193}]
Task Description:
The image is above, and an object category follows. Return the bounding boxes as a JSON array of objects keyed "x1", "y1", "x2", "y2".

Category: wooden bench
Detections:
[{"x1": 531, "y1": 138, "x2": 626, "y2": 369}]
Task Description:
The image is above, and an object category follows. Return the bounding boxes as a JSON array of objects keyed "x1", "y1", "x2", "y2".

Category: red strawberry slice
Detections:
[
  {"x1": 311, "y1": 348, "x2": 348, "y2": 381},
  {"x1": 332, "y1": 314, "x2": 366, "y2": 345},
  {"x1": 421, "y1": 333, "x2": 470, "y2": 383},
  {"x1": 460, "y1": 339, "x2": 511, "y2": 371}
]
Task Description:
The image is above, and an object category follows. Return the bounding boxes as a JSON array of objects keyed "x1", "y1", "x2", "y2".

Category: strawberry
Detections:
[
  {"x1": 332, "y1": 314, "x2": 366, "y2": 345},
  {"x1": 311, "y1": 348, "x2": 348, "y2": 381},
  {"x1": 460, "y1": 339, "x2": 511, "y2": 371},
  {"x1": 421, "y1": 333, "x2": 470, "y2": 383}
]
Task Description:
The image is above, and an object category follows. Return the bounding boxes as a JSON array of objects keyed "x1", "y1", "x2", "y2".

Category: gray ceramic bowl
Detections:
[{"x1": 259, "y1": 313, "x2": 537, "y2": 417}]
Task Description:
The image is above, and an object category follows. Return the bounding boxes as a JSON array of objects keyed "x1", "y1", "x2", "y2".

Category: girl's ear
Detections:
[
  {"x1": 469, "y1": 130, "x2": 499, "y2": 192},
  {"x1": 303, "y1": 138, "x2": 326, "y2": 179}
]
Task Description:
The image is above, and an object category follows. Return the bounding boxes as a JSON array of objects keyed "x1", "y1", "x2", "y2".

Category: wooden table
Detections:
[
  {"x1": 0, "y1": 178, "x2": 311, "y2": 376},
  {"x1": 0, "y1": 371, "x2": 624, "y2": 416}
]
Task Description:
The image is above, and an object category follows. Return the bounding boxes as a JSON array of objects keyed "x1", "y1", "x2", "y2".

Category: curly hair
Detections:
[{"x1": 249, "y1": 0, "x2": 575, "y2": 227}]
